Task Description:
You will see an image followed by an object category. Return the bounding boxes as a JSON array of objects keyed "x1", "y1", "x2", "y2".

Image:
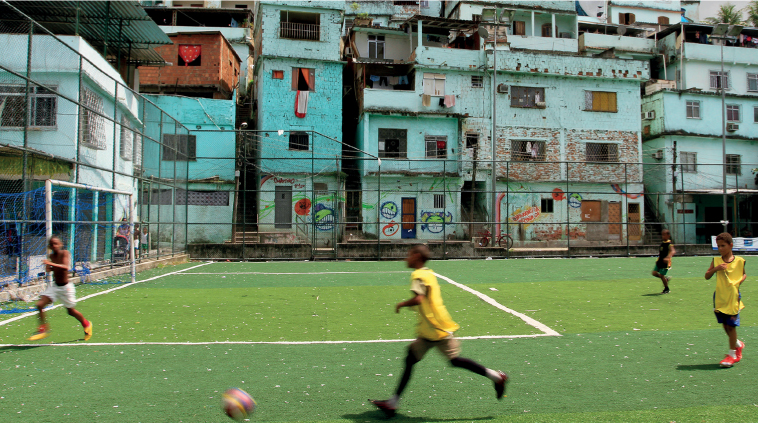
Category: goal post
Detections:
[{"x1": 45, "y1": 179, "x2": 136, "y2": 284}]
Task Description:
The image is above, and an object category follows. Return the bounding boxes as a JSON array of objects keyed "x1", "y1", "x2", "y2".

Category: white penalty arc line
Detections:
[
  {"x1": 0, "y1": 262, "x2": 213, "y2": 327},
  {"x1": 434, "y1": 272, "x2": 561, "y2": 337}
]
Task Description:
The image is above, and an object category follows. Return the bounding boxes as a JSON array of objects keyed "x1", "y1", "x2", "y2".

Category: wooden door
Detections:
[
  {"x1": 581, "y1": 200, "x2": 601, "y2": 221},
  {"x1": 609, "y1": 202, "x2": 622, "y2": 239},
  {"x1": 628, "y1": 203, "x2": 641, "y2": 240},
  {"x1": 401, "y1": 198, "x2": 416, "y2": 239}
]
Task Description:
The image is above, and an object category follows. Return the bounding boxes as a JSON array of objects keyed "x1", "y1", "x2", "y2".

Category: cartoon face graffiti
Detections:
[
  {"x1": 568, "y1": 193, "x2": 582, "y2": 208},
  {"x1": 314, "y1": 204, "x2": 335, "y2": 231},
  {"x1": 295, "y1": 198, "x2": 312, "y2": 216},
  {"x1": 552, "y1": 188, "x2": 565, "y2": 201},
  {"x1": 380, "y1": 201, "x2": 398, "y2": 219},
  {"x1": 382, "y1": 221, "x2": 399, "y2": 237},
  {"x1": 420, "y1": 211, "x2": 452, "y2": 233}
]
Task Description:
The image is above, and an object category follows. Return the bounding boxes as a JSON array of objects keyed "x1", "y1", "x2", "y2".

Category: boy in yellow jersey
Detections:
[
  {"x1": 369, "y1": 245, "x2": 508, "y2": 418},
  {"x1": 704, "y1": 232, "x2": 746, "y2": 367}
]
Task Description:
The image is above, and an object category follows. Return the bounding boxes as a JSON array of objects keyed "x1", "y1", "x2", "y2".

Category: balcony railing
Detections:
[{"x1": 280, "y1": 22, "x2": 320, "y2": 41}]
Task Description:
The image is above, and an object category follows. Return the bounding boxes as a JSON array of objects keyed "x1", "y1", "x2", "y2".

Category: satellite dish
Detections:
[
  {"x1": 617, "y1": 26, "x2": 627, "y2": 36},
  {"x1": 478, "y1": 26, "x2": 489, "y2": 38}
]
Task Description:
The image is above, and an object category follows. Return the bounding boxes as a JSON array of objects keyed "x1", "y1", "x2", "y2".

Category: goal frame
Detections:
[{"x1": 45, "y1": 179, "x2": 136, "y2": 284}]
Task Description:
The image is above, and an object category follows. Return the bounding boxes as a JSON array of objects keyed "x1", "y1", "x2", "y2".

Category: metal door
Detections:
[
  {"x1": 275, "y1": 186, "x2": 292, "y2": 228},
  {"x1": 401, "y1": 198, "x2": 416, "y2": 239}
]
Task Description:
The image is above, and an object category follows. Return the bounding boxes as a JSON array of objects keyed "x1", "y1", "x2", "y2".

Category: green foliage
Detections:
[
  {"x1": 702, "y1": 3, "x2": 745, "y2": 25},
  {"x1": 746, "y1": 0, "x2": 758, "y2": 27}
]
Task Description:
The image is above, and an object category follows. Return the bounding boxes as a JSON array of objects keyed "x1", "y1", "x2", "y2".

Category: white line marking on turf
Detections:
[
  {"x1": 0, "y1": 262, "x2": 213, "y2": 327},
  {"x1": 0, "y1": 333, "x2": 556, "y2": 348},
  {"x1": 180, "y1": 271, "x2": 408, "y2": 275},
  {"x1": 434, "y1": 272, "x2": 561, "y2": 337}
]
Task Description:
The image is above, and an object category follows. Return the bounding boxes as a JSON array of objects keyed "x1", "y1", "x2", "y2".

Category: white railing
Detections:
[{"x1": 280, "y1": 22, "x2": 320, "y2": 41}]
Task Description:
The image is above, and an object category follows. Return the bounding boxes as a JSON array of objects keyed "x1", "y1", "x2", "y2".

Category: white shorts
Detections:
[{"x1": 41, "y1": 283, "x2": 77, "y2": 308}]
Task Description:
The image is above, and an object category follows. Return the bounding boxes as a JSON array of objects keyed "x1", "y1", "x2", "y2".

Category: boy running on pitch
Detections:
[
  {"x1": 705, "y1": 232, "x2": 746, "y2": 368},
  {"x1": 369, "y1": 245, "x2": 508, "y2": 417},
  {"x1": 28, "y1": 236, "x2": 92, "y2": 341},
  {"x1": 652, "y1": 229, "x2": 675, "y2": 294}
]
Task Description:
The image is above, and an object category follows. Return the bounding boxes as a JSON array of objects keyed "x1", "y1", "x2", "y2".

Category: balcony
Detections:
[
  {"x1": 280, "y1": 22, "x2": 320, "y2": 41},
  {"x1": 683, "y1": 41, "x2": 758, "y2": 65},
  {"x1": 579, "y1": 33, "x2": 656, "y2": 57},
  {"x1": 508, "y1": 36, "x2": 578, "y2": 53}
]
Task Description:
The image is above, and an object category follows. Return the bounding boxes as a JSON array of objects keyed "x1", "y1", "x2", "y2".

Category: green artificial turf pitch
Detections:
[{"x1": 0, "y1": 256, "x2": 755, "y2": 422}]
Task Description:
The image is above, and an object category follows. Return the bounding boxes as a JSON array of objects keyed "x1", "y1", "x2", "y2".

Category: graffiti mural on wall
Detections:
[
  {"x1": 610, "y1": 184, "x2": 644, "y2": 199},
  {"x1": 295, "y1": 198, "x2": 312, "y2": 216},
  {"x1": 420, "y1": 211, "x2": 453, "y2": 233},
  {"x1": 380, "y1": 201, "x2": 398, "y2": 219},
  {"x1": 509, "y1": 206, "x2": 541, "y2": 224},
  {"x1": 382, "y1": 221, "x2": 399, "y2": 237},
  {"x1": 552, "y1": 188, "x2": 566, "y2": 201},
  {"x1": 568, "y1": 193, "x2": 582, "y2": 208},
  {"x1": 314, "y1": 204, "x2": 335, "y2": 231}
]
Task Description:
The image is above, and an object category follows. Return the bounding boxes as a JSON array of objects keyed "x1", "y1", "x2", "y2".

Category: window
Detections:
[
  {"x1": 710, "y1": 71, "x2": 729, "y2": 90},
  {"x1": 541, "y1": 23, "x2": 553, "y2": 37},
  {"x1": 0, "y1": 85, "x2": 57, "y2": 128},
  {"x1": 425, "y1": 135, "x2": 447, "y2": 159},
  {"x1": 513, "y1": 21, "x2": 526, "y2": 36},
  {"x1": 119, "y1": 116, "x2": 133, "y2": 161},
  {"x1": 291, "y1": 68, "x2": 315, "y2": 91},
  {"x1": 749, "y1": 74, "x2": 758, "y2": 92},
  {"x1": 754, "y1": 106, "x2": 758, "y2": 123},
  {"x1": 471, "y1": 75, "x2": 483, "y2": 88},
  {"x1": 378, "y1": 128, "x2": 407, "y2": 159},
  {"x1": 511, "y1": 86, "x2": 546, "y2": 108},
  {"x1": 272, "y1": 70, "x2": 284, "y2": 79},
  {"x1": 433, "y1": 194, "x2": 444, "y2": 208},
  {"x1": 177, "y1": 45, "x2": 201, "y2": 66},
  {"x1": 420, "y1": 0, "x2": 429, "y2": 7},
  {"x1": 726, "y1": 154, "x2": 741, "y2": 175},
  {"x1": 368, "y1": 35, "x2": 385, "y2": 59},
  {"x1": 465, "y1": 132, "x2": 478, "y2": 149},
  {"x1": 80, "y1": 88, "x2": 106, "y2": 150},
  {"x1": 423, "y1": 73, "x2": 445, "y2": 96},
  {"x1": 511, "y1": 140, "x2": 546, "y2": 161},
  {"x1": 726, "y1": 104, "x2": 740, "y2": 122},
  {"x1": 314, "y1": 183, "x2": 328, "y2": 196},
  {"x1": 686, "y1": 100, "x2": 700, "y2": 119},
  {"x1": 680, "y1": 152, "x2": 697, "y2": 173},
  {"x1": 133, "y1": 132, "x2": 142, "y2": 164},
  {"x1": 176, "y1": 190, "x2": 230, "y2": 206},
  {"x1": 540, "y1": 198, "x2": 554, "y2": 213},
  {"x1": 280, "y1": 11, "x2": 320, "y2": 41},
  {"x1": 618, "y1": 13, "x2": 635, "y2": 25},
  {"x1": 585, "y1": 91, "x2": 617, "y2": 112},
  {"x1": 288, "y1": 131, "x2": 309, "y2": 151},
  {"x1": 658, "y1": 16, "x2": 669, "y2": 25},
  {"x1": 472, "y1": 14, "x2": 482, "y2": 22},
  {"x1": 162, "y1": 134, "x2": 197, "y2": 161},
  {"x1": 586, "y1": 142, "x2": 618, "y2": 162}
]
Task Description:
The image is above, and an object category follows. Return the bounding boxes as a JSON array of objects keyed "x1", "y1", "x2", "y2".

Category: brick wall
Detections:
[{"x1": 138, "y1": 33, "x2": 240, "y2": 97}]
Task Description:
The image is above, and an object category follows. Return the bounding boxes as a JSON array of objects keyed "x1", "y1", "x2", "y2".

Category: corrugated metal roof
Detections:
[{"x1": 1, "y1": 1, "x2": 172, "y2": 65}]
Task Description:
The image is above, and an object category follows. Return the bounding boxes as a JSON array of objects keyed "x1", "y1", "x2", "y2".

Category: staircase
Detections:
[{"x1": 643, "y1": 196, "x2": 663, "y2": 244}]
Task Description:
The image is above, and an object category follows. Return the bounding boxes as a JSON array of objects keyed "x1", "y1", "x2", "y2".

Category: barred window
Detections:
[
  {"x1": 80, "y1": 88, "x2": 107, "y2": 150},
  {"x1": 119, "y1": 116, "x2": 133, "y2": 161},
  {"x1": 710, "y1": 71, "x2": 729, "y2": 90},
  {"x1": 540, "y1": 198, "x2": 554, "y2": 213},
  {"x1": 726, "y1": 154, "x2": 741, "y2": 175},
  {"x1": 510, "y1": 140, "x2": 546, "y2": 161},
  {"x1": 0, "y1": 85, "x2": 57, "y2": 128},
  {"x1": 511, "y1": 86, "x2": 545, "y2": 108},
  {"x1": 425, "y1": 135, "x2": 447, "y2": 159},
  {"x1": 162, "y1": 134, "x2": 197, "y2": 161},
  {"x1": 289, "y1": 131, "x2": 309, "y2": 150},
  {"x1": 586, "y1": 142, "x2": 618, "y2": 162},
  {"x1": 465, "y1": 132, "x2": 478, "y2": 148},
  {"x1": 726, "y1": 104, "x2": 740, "y2": 122},
  {"x1": 433, "y1": 194, "x2": 444, "y2": 208},
  {"x1": 584, "y1": 91, "x2": 617, "y2": 112},
  {"x1": 378, "y1": 128, "x2": 407, "y2": 159},
  {"x1": 176, "y1": 189, "x2": 229, "y2": 206},
  {"x1": 144, "y1": 189, "x2": 174, "y2": 205},
  {"x1": 471, "y1": 75, "x2": 483, "y2": 88},
  {"x1": 680, "y1": 151, "x2": 696, "y2": 173},
  {"x1": 686, "y1": 100, "x2": 700, "y2": 119},
  {"x1": 133, "y1": 132, "x2": 143, "y2": 164},
  {"x1": 423, "y1": 73, "x2": 445, "y2": 96},
  {"x1": 748, "y1": 73, "x2": 758, "y2": 92}
]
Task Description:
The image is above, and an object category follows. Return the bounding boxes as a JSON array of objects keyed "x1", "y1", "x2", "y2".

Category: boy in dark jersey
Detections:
[
  {"x1": 27, "y1": 236, "x2": 92, "y2": 341},
  {"x1": 652, "y1": 229, "x2": 675, "y2": 294}
]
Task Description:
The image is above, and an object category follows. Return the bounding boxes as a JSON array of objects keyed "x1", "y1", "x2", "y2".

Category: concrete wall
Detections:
[{"x1": 608, "y1": 1, "x2": 682, "y2": 24}]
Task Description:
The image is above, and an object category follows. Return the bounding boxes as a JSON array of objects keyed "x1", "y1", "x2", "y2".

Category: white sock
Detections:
[
  {"x1": 737, "y1": 340, "x2": 743, "y2": 348},
  {"x1": 729, "y1": 349, "x2": 737, "y2": 359},
  {"x1": 485, "y1": 368, "x2": 501, "y2": 382},
  {"x1": 387, "y1": 395, "x2": 399, "y2": 407}
]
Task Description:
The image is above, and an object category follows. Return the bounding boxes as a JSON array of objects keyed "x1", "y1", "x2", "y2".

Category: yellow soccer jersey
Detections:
[
  {"x1": 713, "y1": 256, "x2": 745, "y2": 315},
  {"x1": 410, "y1": 267, "x2": 460, "y2": 341}
]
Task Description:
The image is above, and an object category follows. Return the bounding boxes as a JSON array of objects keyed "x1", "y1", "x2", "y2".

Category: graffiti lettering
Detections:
[{"x1": 510, "y1": 206, "x2": 540, "y2": 223}]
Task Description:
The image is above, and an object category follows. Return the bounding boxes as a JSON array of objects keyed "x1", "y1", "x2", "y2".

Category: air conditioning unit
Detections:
[
  {"x1": 344, "y1": 47, "x2": 352, "y2": 57},
  {"x1": 652, "y1": 150, "x2": 664, "y2": 160},
  {"x1": 644, "y1": 111, "x2": 655, "y2": 120},
  {"x1": 496, "y1": 83, "x2": 508, "y2": 94},
  {"x1": 726, "y1": 122, "x2": 739, "y2": 131}
]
